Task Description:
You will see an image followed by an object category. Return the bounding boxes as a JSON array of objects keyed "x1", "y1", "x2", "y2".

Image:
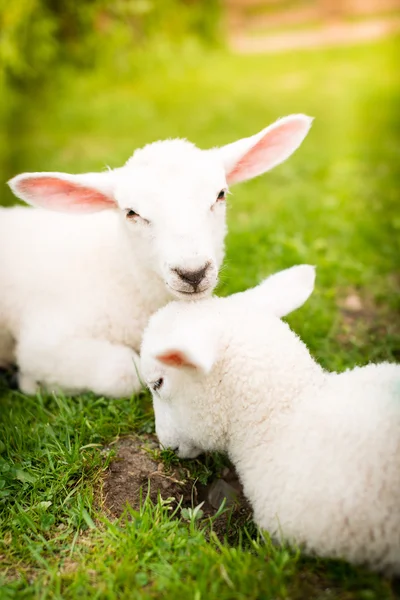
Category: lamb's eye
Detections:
[
  {"x1": 152, "y1": 378, "x2": 163, "y2": 392},
  {"x1": 217, "y1": 190, "x2": 226, "y2": 202},
  {"x1": 126, "y1": 209, "x2": 140, "y2": 220}
]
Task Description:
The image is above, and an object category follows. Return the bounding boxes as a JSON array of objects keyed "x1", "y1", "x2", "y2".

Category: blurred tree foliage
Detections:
[
  {"x1": 0, "y1": 0, "x2": 221, "y2": 181},
  {"x1": 0, "y1": 0, "x2": 221, "y2": 89}
]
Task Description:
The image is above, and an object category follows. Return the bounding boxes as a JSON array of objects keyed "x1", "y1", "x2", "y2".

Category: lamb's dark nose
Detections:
[{"x1": 174, "y1": 263, "x2": 209, "y2": 287}]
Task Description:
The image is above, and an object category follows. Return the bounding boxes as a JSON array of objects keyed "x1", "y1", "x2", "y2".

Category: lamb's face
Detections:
[
  {"x1": 115, "y1": 141, "x2": 227, "y2": 299},
  {"x1": 141, "y1": 264, "x2": 317, "y2": 460},
  {"x1": 141, "y1": 300, "x2": 228, "y2": 459}
]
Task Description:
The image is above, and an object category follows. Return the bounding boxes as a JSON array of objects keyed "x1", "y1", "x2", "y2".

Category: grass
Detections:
[{"x1": 1, "y1": 36, "x2": 400, "y2": 598}]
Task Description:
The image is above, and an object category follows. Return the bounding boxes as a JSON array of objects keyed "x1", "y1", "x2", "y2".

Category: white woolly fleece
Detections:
[
  {"x1": 141, "y1": 265, "x2": 400, "y2": 574},
  {"x1": 1, "y1": 115, "x2": 313, "y2": 396}
]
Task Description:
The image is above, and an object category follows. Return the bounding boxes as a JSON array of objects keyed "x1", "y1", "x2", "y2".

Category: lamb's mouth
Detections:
[{"x1": 167, "y1": 286, "x2": 211, "y2": 299}]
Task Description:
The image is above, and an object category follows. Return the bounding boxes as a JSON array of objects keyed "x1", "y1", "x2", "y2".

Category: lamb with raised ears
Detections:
[
  {"x1": 1, "y1": 115, "x2": 312, "y2": 397},
  {"x1": 141, "y1": 265, "x2": 400, "y2": 574}
]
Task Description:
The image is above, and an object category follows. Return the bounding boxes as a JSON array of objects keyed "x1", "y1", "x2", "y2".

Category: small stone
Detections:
[{"x1": 207, "y1": 479, "x2": 239, "y2": 510}]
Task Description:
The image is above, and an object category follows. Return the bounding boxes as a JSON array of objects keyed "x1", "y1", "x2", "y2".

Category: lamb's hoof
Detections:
[{"x1": 18, "y1": 373, "x2": 39, "y2": 395}]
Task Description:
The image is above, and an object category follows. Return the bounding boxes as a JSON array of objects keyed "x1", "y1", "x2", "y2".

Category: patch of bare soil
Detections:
[
  {"x1": 101, "y1": 436, "x2": 253, "y2": 541},
  {"x1": 102, "y1": 435, "x2": 192, "y2": 515}
]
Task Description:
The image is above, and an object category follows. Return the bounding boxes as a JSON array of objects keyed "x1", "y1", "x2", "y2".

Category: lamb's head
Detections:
[
  {"x1": 8, "y1": 115, "x2": 312, "y2": 299},
  {"x1": 141, "y1": 264, "x2": 316, "y2": 458}
]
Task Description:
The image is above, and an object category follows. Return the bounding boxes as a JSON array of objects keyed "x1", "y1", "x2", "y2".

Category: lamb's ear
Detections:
[
  {"x1": 154, "y1": 331, "x2": 217, "y2": 374},
  {"x1": 235, "y1": 265, "x2": 316, "y2": 318},
  {"x1": 7, "y1": 171, "x2": 117, "y2": 213},
  {"x1": 216, "y1": 114, "x2": 313, "y2": 185}
]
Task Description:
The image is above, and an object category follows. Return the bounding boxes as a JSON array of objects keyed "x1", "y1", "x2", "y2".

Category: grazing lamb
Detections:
[
  {"x1": 140, "y1": 265, "x2": 400, "y2": 574},
  {"x1": 0, "y1": 115, "x2": 312, "y2": 397}
]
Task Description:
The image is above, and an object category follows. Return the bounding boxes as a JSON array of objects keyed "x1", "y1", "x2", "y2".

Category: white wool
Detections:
[
  {"x1": 0, "y1": 115, "x2": 313, "y2": 396},
  {"x1": 141, "y1": 265, "x2": 400, "y2": 574}
]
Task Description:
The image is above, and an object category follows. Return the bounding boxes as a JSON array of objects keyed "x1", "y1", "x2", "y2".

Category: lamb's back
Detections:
[{"x1": 255, "y1": 363, "x2": 400, "y2": 572}]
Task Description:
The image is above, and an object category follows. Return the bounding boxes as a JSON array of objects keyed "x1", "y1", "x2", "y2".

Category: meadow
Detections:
[{"x1": 0, "y1": 35, "x2": 399, "y2": 599}]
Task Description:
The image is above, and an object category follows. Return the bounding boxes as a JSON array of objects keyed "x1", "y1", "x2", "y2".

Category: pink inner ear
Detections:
[
  {"x1": 17, "y1": 177, "x2": 116, "y2": 213},
  {"x1": 227, "y1": 120, "x2": 304, "y2": 185},
  {"x1": 156, "y1": 351, "x2": 195, "y2": 368}
]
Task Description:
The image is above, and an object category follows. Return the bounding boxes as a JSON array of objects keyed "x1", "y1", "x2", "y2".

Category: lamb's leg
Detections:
[{"x1": 16, "y1": 333, "x2": 142, "y2": 398}]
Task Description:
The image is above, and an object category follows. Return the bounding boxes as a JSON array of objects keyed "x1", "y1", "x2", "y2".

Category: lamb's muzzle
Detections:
[
  {"x1": 175, "y1": 264, "x2": 209, "y2": 287},
  {"x1": 170, "y1": 261, "x2": 214, "y2": 295}
]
